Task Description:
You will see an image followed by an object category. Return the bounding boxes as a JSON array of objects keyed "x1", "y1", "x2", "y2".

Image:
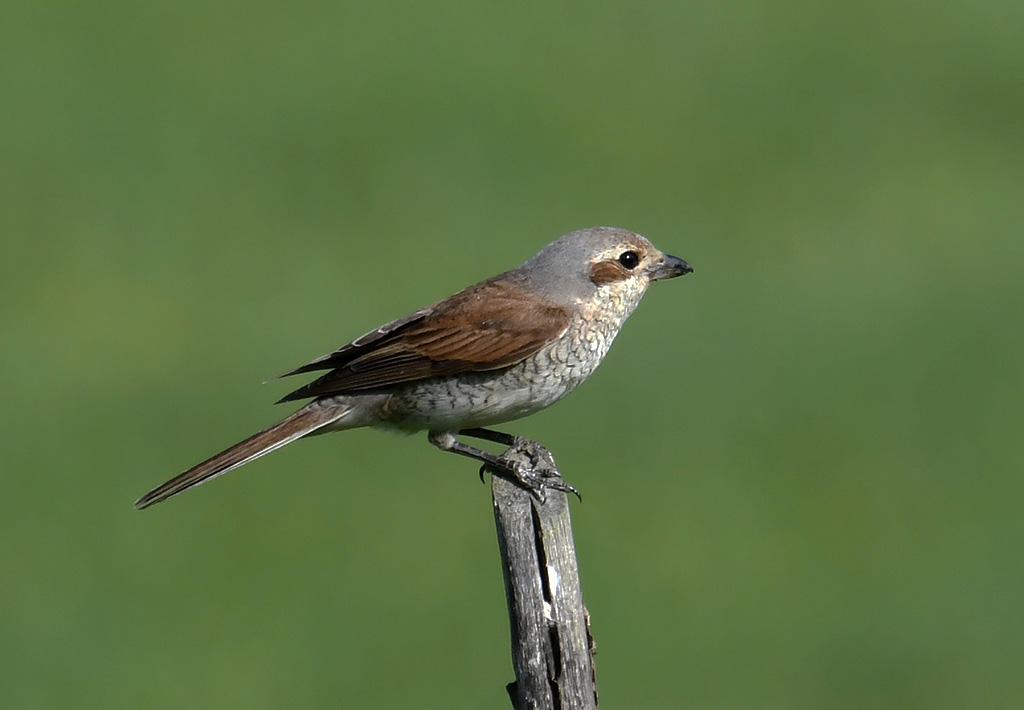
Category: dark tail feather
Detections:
[{"x1": 135, "y1": 404, "x2": 351, "y2": 510}]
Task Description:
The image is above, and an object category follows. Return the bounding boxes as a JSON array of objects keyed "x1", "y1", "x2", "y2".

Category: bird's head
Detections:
[{"x1": 516, "y1": 226, "x2": 692, "y2": 309}]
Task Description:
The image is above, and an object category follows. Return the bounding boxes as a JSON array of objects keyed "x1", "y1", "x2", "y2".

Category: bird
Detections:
[{"x1": 135, "y1": 226, "x2": 692, "y2": 509}]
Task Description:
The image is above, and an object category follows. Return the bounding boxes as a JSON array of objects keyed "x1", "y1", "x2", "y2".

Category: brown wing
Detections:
[{"x1": 277, "y1": 275, "x2": 570, "y2": 402}]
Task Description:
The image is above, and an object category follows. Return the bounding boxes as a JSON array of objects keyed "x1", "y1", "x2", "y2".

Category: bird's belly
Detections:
[{"x1": 379, "y1": 332, "x2": 610, "y2": 432}]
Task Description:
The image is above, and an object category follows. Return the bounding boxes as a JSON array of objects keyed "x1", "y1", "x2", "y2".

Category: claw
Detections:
[{"x1": 483, "y1": 437, "x2": 581, "y2": 502}]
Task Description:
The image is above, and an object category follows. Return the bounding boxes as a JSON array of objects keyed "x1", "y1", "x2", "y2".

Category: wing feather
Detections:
[{"x1": 277, "y1": 275, "x2": 569, "y2": 402}]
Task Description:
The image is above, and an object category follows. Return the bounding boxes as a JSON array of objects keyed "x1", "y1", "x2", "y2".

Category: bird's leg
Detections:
[
  {"x1": 428, "y1": 430, "x2": 507, "y2": 470},
  {"x1": 459, "y1": 427, "x2": 523, "y2": 448},
  {"x1": 462, "y1": 429, "x2": 578, "y2": 496},
  {"x1": 429, "y1": 429, "x2": 580, "y2": 501}
]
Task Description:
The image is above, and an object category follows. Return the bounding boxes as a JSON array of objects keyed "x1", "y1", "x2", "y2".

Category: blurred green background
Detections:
[{"x1": 2, "y1": 0, "x2": 1022, "y2": 707}]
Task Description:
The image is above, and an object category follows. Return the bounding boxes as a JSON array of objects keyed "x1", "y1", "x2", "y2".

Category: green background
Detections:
[{"x1": 3, "y1": 1, "x2": 1022, "y2": 707}]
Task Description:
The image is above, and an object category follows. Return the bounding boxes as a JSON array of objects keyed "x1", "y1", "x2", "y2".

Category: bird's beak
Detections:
[{"x1": 650, "y1": 253, "x2": 693, "y2": 281}]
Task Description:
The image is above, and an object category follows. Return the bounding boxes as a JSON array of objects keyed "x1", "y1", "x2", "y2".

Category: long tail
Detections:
[{"x1": 135, "y1": 404, "x2": 352, "y2": 509}]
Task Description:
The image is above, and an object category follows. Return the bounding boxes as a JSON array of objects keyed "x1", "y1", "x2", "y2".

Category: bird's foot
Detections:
[
  {"x1": 435, "y1": 428, "x2": 581, "y2": 501},
  {"x1": 481, "y1": 437, "x2": 581, "y2": 502}
]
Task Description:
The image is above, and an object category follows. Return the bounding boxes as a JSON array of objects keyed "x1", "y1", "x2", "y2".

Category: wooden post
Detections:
[{"x1": 491, "y1": 449, "x2": 599, "y2": 710}]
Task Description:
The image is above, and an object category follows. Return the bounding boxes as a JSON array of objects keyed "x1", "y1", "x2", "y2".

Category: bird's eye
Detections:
[{"x1": 618, "y1": 251, "x2": 639, "y2": 270}]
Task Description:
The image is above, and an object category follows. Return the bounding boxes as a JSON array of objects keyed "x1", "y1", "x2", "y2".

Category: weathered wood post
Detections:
[{"x1": 490, "y1": 447, "x2": 599, "y2": 710}]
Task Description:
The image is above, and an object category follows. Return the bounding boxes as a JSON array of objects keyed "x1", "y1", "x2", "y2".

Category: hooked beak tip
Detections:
[{"x1": 652, "y1": 254, "x2": 693, "y2": 281}]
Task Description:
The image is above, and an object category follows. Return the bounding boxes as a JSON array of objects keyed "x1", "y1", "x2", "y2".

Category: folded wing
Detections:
[{"x1": 278, "y1": 276, "x2": 570, "y2": 402}]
